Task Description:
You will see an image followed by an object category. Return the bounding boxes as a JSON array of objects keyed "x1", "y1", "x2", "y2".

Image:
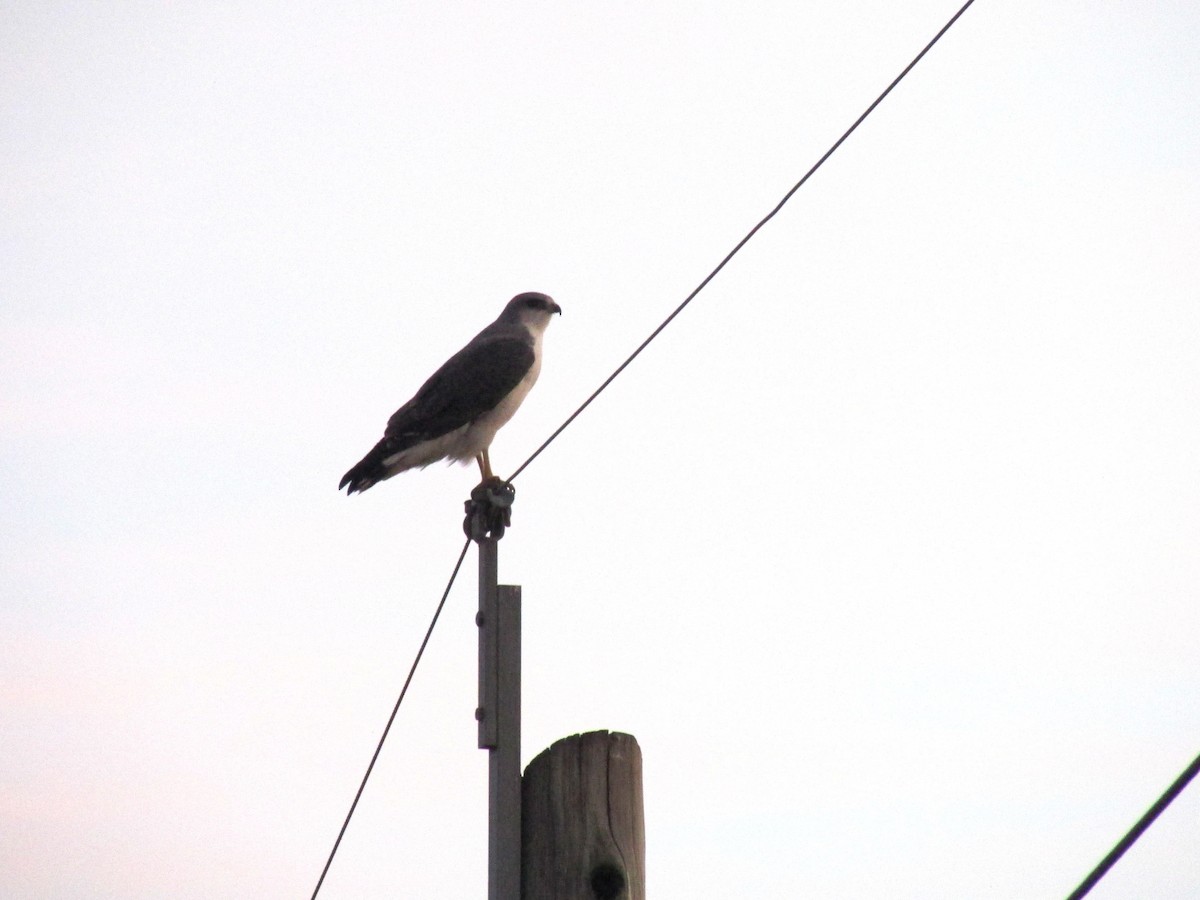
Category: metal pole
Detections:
[
  {"x1": 477, "y1": 539, "x2": 499, "y2": 750},
  {"x1": 477, "y1": 537, "x2": 522, "y2": 900}
]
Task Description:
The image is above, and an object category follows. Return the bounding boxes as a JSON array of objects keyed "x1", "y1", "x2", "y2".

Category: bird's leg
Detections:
[{"x1": 476, "y1": 449, "x2": 494, "y2": 482}]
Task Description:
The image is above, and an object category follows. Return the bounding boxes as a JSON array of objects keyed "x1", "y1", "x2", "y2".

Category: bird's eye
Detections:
[{"x1": 525, "y1": 297, "x2": 541, "y2": 308}]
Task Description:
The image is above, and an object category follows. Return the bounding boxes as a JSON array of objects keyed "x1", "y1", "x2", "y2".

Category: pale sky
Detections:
[{"x1": 3, "y1": 2, "x2": 1199, "y2": 898}]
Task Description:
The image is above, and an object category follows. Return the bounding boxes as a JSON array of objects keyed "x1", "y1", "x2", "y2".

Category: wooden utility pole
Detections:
[{"x1": 522, "y1": 731, "x2": 646, "y2": 900}]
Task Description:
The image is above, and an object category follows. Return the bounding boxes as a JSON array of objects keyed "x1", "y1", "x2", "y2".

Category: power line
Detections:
[
  {"x1": 508, "y1": 0, "x2": 979, "y2": 483},
  {"x1": 1065, "y1": 750, "x2": 1200, "y2": 900},
  {"x1": 310, "y1": 537, "x2": 472, "y2": 900},
  {"x1": 312, "y1": 1, "x2": 1198, "y2": 893},
  {"x1": 314, "y1": 0, "x2": 982, "y2": 892}
]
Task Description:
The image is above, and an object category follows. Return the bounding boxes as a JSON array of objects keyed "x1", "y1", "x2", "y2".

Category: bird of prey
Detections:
[{"x1": 339, "y1": 292, "x2": 561, "y2": 494}]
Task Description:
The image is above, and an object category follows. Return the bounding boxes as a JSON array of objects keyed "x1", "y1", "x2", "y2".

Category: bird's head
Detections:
[{"x1": 501, "y1": 292, "x2": 562, "y2": 332}]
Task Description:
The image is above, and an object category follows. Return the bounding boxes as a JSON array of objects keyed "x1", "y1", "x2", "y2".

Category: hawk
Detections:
[{"x1": 339, "y1": 292, "x2": 561, "y2": 494}]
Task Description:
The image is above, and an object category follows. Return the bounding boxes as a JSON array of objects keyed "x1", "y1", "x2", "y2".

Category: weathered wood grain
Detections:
[{"x1": 522, "y1": 731, "x2": 645, "y2": 900}]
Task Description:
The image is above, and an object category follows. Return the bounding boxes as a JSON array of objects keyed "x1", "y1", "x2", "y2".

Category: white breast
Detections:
[{"x1": 457, "y1": 331, "x2": 543, "y2": 459}]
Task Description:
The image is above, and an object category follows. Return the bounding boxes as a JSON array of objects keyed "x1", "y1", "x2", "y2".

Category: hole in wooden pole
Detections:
[{"x1": 589, "y1": 861, "x2": 626, "y2": 900}]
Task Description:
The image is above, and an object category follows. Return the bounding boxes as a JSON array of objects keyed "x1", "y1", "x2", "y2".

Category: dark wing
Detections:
[
  {"x1": 384, "y1": 334, "x2": 534, "y2": 447},
  {"x1": 338, "y1": 332, "x2": 535, "y2": 494}
]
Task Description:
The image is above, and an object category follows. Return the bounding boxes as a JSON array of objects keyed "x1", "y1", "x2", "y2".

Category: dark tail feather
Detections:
[{"x1": 339, "y1": 442, "x2": 389, "y2": 494}]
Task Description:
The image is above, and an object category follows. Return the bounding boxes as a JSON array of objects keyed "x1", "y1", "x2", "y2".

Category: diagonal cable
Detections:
[
  {"x1": 311, "y1": 537, "x2": 472, "y2": 899},
  {"x1": 508, "y1": 0, "x2": 978, "y2": 483},
  {"x1": 313, "y1": 1, "x2": 980, "y2": 892},
  {"x1": 1065, "y1": 750, "x2": 1200, "y2": 900}
]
